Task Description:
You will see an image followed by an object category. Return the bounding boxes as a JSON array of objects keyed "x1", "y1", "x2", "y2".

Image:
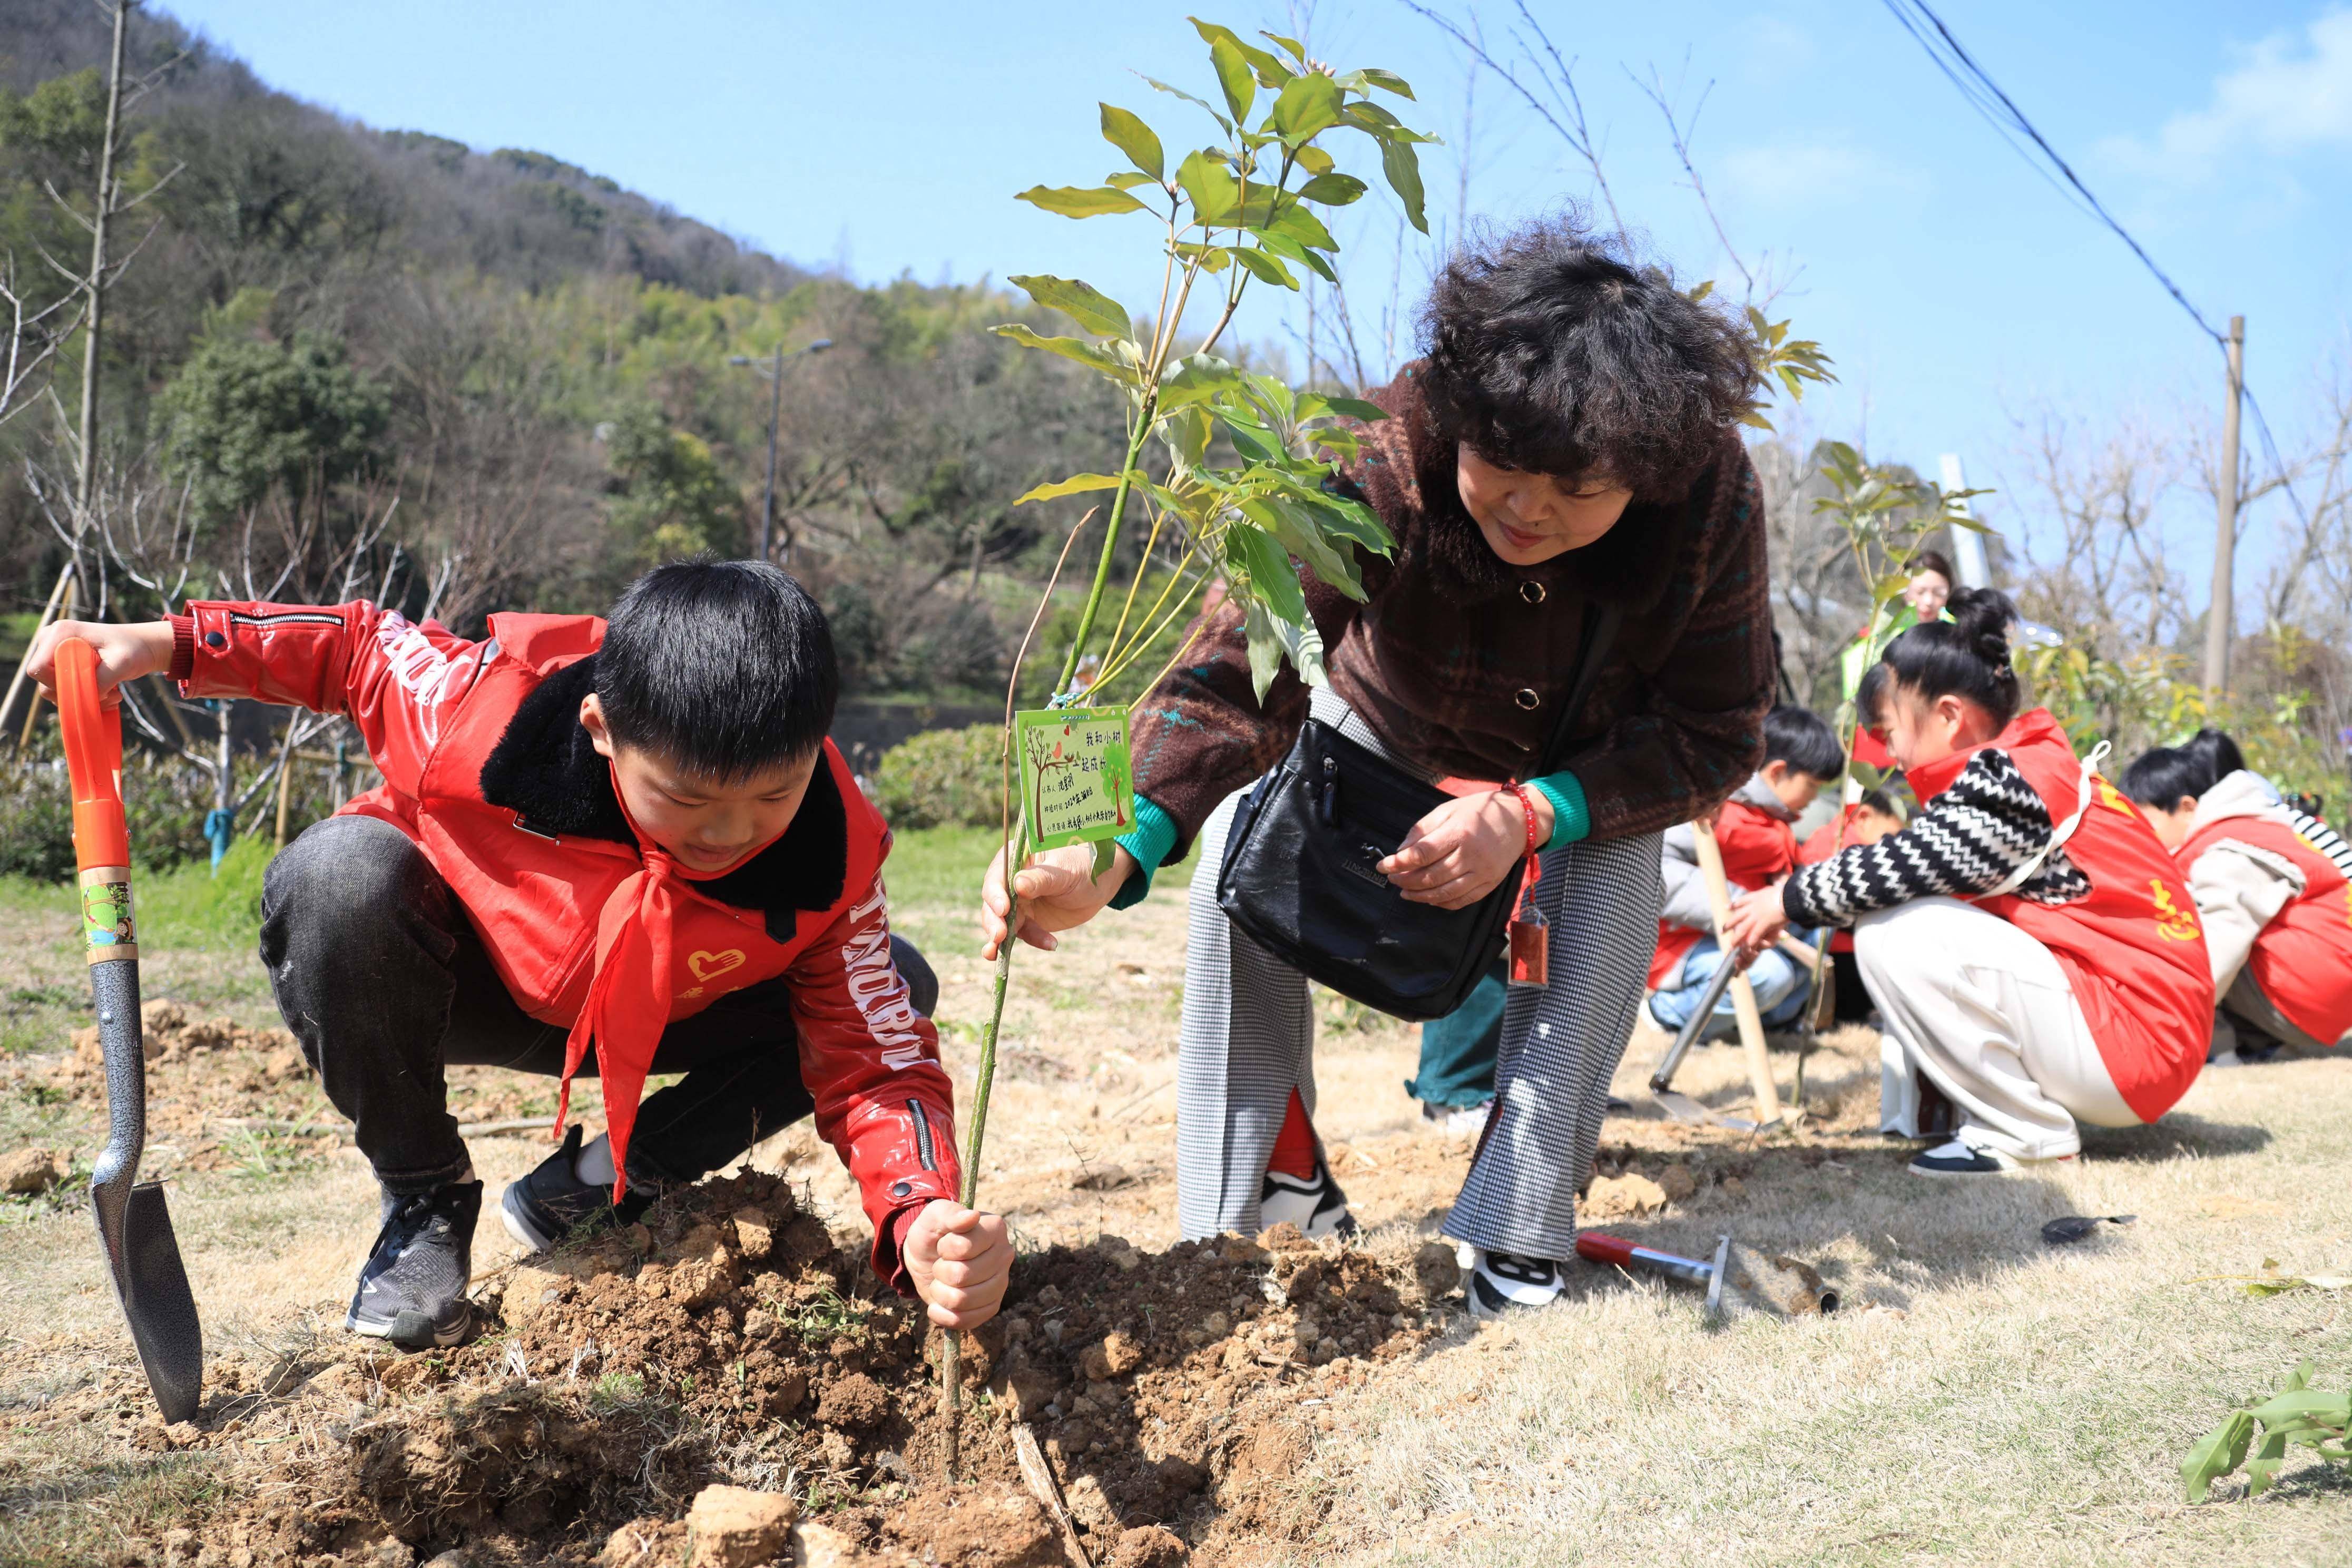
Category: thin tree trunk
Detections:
[{"x1": 74, "y1": 1, "x2": 132, "y2": 532}]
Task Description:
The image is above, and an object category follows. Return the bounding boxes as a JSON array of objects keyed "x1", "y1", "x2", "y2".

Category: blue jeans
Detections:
[
  {"x1": 1647, "y1": 935, "x2": 1816, "y2": 1039},
  {"x1": 1407, "y1": 962, "x2": 1506, "y2": 1108}
]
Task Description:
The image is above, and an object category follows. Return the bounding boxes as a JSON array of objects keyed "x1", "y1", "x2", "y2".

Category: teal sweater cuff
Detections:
[
  {"x1": 1108, "y1": 796, "x2": 1180, "y2": 910},
  {"x1": 1530, "y1": 772, "x2": 1590, "y2": 848}
]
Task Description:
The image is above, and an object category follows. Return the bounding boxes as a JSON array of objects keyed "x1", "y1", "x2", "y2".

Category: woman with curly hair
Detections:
[{"x1": 982, "y1": 219, "x2": 1777, "y2": 1315}]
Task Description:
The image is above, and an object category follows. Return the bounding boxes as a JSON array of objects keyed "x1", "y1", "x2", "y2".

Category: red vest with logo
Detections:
[
  {"x1": 1907, "y1": 709, "x2": 2212, "y2": 1122},
  {"x1": 2180, "y1": 815, "x2": 2352, "y2": 1045}
]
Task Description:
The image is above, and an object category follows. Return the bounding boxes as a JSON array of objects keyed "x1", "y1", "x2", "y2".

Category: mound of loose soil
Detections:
[
  {"x1": 7, "y1": 997, "x2": 586, "y2": 1173},
  {"x1": 71, "y1": 1169, "x2": 1462, "y2": 1565}
]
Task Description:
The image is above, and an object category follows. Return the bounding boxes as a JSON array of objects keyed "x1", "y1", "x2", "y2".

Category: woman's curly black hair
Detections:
[{"x1": 1418, "y1": 218, "x2": 1761, "y2": 498}]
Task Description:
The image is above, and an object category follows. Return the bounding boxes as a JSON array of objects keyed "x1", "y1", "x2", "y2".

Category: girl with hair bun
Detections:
[
  {"x1": 2124, "y1": 729, "x2": 2352, "y2": 1062},
  {"x1": 1726, "y1": 587, "x2": 2215, "y2": 1175}
]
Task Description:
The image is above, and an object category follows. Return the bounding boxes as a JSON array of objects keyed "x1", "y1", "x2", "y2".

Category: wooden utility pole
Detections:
[{"x1": 2203, "y1": 315, "x2": 2245, "y2": 697}]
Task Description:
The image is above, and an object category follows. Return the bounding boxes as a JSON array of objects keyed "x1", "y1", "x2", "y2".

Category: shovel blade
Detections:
[
  {"x1": 103, "y1": 1182, "x2": 204, "y2": 1424},
  {"x1": 1652, "y1": 1091, "x2": 1711, "y2": 1124}
]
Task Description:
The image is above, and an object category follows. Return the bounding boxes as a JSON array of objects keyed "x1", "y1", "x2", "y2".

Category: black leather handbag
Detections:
[{"x1": 1215, "y1": 601, "x2": 1622, "y2": 1022}]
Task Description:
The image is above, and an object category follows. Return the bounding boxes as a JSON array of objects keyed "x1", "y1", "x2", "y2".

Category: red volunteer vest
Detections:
[
  {"x1": 355, "y1": 614, "x2": 886, "y2": 1028},
  {"x1": 1906, "y1": 709, "x2": 2212, "y2": 1122},
  {"x1": 2180, "y1": 815, "x2": 2352, "y2": 1045}
]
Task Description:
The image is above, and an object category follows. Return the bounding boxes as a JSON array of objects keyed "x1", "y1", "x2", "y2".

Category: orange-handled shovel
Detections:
[{"x1": 56, "y1": 636, "x2": 204, "y2": 1424}]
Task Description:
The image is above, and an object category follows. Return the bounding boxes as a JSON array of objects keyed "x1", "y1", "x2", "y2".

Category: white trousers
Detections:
[{"x1": 1854, "y1": 896, "x2": 2140, "y2": 1160}]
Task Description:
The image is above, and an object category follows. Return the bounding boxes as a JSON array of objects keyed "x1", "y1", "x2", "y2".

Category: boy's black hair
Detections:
[
  {"x1": 2121, "y1": 729, "x2": 2246, "y2": 810},
  {"x1": 1855, "y1": 660, "x2": 1892, "y2": 731},
  {"x1": 1858, "y1": 788, "x2": 1900, "y2": 819},
  {"x1": 1910, "y1": 548, "x2": 1956, "y2": 585},
  {"x1": 1878, "y1": 586, "x2": 2021, "y2": 728},
  {"x1": 596, "y1": 558, "x2": 839, "y2": 781},
  {"x1": 1418, "y1": 217, "x2": 1760, "y2": 498},
  {"x1": 1762, "y1": 703, "x2": 1843, "y2": 780}
]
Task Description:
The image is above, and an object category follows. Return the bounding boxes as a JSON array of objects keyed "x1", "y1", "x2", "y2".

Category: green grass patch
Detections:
[{"x1": 132, "y1": 837, "x2": 273, "y2": 952}]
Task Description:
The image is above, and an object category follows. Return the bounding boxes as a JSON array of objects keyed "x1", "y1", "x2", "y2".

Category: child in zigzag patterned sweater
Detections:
[{"x1": 1723, "y1": 588, "x2": 2216, "y2": 1178}]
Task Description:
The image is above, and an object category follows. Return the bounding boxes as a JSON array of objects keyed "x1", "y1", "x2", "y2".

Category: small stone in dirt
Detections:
[
  {"x1": 795, "y1": 1521, "x2": 915, "y2": 1567},
  {"x1": 1586, "y1": 1172, "x2": 1668, "y2": 1218},
  {"x1": 816, "y1": 1371, "x2": 889, "y2": 1430},
  {"x1": 0, "y1": 1146, "x2": 63, "y2": 1195},
  {"x1": 1411, "y1": 1241, "x2": 1461, "y2": 1300},
  {"x1": 1659, "y1": 1163, "x2": 1698, "y2": 1203},
  {"x1": 600, "y1": 1520, "x2": 689, "y2": 1566},
  {"x1": 1721, "y1": 1176, "x2": 1748, "y2": 1200},
  {"x1": 887, "y1": 1487, "x2": 1060, "y2": 1567},
  {"x1": 1080, "y1": 1331, "x2": 1142, "y2": 1380},
  {"x1": 732, "y1": 1212, "x2": 774, "y2": 1260},
  {"x1": 1063, "y1": 1474, "x2": 1122, "y2": 1537},
  {"x1": 684, "y1": 1484, "x2": 797, "y2": 1568},
  {"x1": 1072, "y1": 1164, "x2": 1132, "y2": 1191},
  {"x1": 1095, "y1": 1234, "x2": 1142, "y2": 1271},
  {"x1": 1112, "y1": 1526, "x2": 1190, "y2": 1568},
  {"x1": 1260, "y1": 1222, "x2": 1314, "y2": 1252}
]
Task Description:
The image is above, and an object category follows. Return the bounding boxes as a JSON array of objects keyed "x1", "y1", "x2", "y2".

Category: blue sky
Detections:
[{"x1": 161, "y1": 1, "x2": 2352, "y2": 596}]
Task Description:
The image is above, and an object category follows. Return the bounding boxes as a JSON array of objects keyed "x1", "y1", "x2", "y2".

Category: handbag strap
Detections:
[{"x1": 1524, "y1": 599, "x2": 1623, "y2": 781}]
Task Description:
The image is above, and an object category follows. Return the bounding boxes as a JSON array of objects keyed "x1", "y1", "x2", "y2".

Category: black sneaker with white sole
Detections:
[
  {"x1": 500, "y1": 1124, "x2": 655, "y2": 1253},
  {"x1": 1467, "y1": 1247, "x2": 1564, "y2": 1317},
  {"x1": 1906, "y1": 1139, "x2": 2021, "y2": 1178},
  {"x1": 346, "y1": 1179, "x2": 481, "y2": 1347},
  {"x1": 1259, "y1": 1158, "x2": 1358, "y2": 1240}
]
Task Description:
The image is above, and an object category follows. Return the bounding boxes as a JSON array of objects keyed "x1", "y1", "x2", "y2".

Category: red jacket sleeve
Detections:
[
  {"x1": 783, "y1": 868, "x2": 961, "y2": 1293},
  {"x1": 1716, "y1": 800, "x2": 1798, "y2": 888},
  {"x1": 172, "y1": 601, "x2": 495, "y2": 795}
]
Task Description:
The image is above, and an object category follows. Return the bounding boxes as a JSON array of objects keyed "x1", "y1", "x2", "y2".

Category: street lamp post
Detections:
[{"x1": 728, "y1": 338, "x2": 832, "y2": 564}]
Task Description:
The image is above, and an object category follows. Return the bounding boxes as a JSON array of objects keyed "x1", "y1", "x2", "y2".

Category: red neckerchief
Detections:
[{"x1": 551, "y1": 770, "x2": 772, "y2": 1204}]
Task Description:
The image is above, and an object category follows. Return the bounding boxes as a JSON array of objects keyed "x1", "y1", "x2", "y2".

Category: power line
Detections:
[{"x1": 1878, "y1": 0, "x2": 2315, "y2": 535}]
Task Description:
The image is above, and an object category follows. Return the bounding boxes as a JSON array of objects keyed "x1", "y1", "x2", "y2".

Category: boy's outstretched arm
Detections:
[{"x1": 786, "y1": 868, "x2": 1011, "y2": 1325}]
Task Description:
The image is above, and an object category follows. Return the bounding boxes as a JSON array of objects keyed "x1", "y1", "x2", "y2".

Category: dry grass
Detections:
[{"x1": 3, "y1": 828, "x2": 2349, "y2": 1564}]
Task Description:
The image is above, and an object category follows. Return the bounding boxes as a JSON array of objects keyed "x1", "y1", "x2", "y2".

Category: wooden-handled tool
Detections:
[
  {"x1": 1689, "y1": 816, "x2": 1782, "y2": 1127},
  {"x1": 57, "y1": 636, "x2": 204, "y2": 1424}
]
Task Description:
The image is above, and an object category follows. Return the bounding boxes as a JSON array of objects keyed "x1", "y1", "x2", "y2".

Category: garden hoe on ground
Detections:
[
  {"x1": 58, "y1": 636, "x2": 204, "y2": 1424},
  {"x1": 1575, "y1": 1230, "x2": 1840, "y2": 1317}
]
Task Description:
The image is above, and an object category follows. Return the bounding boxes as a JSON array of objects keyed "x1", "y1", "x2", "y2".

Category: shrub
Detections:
[
  {"x1": 870, "y1": 723, "x2": 1011, "y2": 831},
  {"x1": 0, "y1": 745, "x2": 215, "y2": 880}
]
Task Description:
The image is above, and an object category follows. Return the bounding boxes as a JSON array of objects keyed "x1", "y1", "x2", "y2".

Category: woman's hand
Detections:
[
  {"x1": 979, "y1": 840, "x2": 1134, "y2": 959},
  {"x1": 1378, "y1": 788, "x2": 1551, "y2": 909},
  {"x1": 1722, "y1": 881, "x2": 1792, "y2": 965},
  {"x1": 903, "y1": 1200, "x2": 1013, "y2": 1330},
  {"x1": 23, "y1": 619, "x2": 176, "y2": 707}
]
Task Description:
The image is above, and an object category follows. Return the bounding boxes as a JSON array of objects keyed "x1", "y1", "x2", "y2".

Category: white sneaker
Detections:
[
  {"x1": 1259, "y1": 1159, "x2": 1357, "y2": 1239},
  {"x1": 1466, "y1": 1247, "x2": 1563, "y2": 1317},
  {"x1": 1420, "y1": 1100, "x2": 1494, "y2": 1140}
]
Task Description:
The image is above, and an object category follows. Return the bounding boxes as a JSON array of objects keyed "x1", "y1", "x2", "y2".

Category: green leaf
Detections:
[
  {"x1": 1295, "y1": 143, "x2": 1335, "y2": 175},
  {"x1": 1161, "y1": 403, "x2": 1213, "y2": 469},
  {"x1": 1141, "y1": 74, "x2": 1232, "y2": 134},
  {"x1": 1687, "y1": 279, "x2": 1717, "y2": 303},
  {"x1": 1380, "y1": 138, "x2": 1429, "y2": 233},
  {"x1": 1090, "y1": 836, "x2": 1118, "y2": 879},
  {"x1": 1221, "y1": 416, "x2": 1284, "y2": 465},
  {"x1": 1008, "y1": 274, "x2": 1132, "y2": 338},
  {"x1": 1297, "y1": 392, "x2": 1387, "y2": 423},
  {"x1": 2246, "y1": 1427, "x2": 2291, "y2": 1496},
  {"x1": 1104, "y1": 171, "x2": 1158, "y2": 190},
  {"x1": 1268, "y1": 72, "x2": 1344, "y2": 141},
  {"x1": 1017, "y1": 184, "x2": 1149, "y2": 219},
  {"x1": 1100, "y1": 103, "x2": 1164, "y2": 181},
  {"x1": 1171, "y1": 240, "x2": 1234, "y2": 274},
  {"x1": 1296, "y1": 172, "x2": 1368, "y2": 205},
  {"x1": 1190, "y1": 19, "x2": 1290, "y2": 85},
  {"x1": 1176, "y1": 149, "x2": 1242, "y2": 226},
  {"x1": 1252, "y1": 226, "x2": 1338, "y2": 282},
  {"x1": 1242, "y1": 599, "x2": 1285, "y2": 703},
  {"x1": 2246, "y1": 1390, "x2": 2352, "y2": 1427},
  {"x1": 2183, "y1": 1410, "x2": 2256, "y2": 1503},
  {"x1": 1206, "y1": 35, "x2": 1257, "y2": 123},
  {"x1": 1245, "y1": 495, "x2": 1364, "y2": 599},
  {"x1": 1223, "y1": 520, "x2": 1307, "y2": 624},
  {"x1": 1158, "y1": 352, "x2": 1242, "y2": 411},
  {"x1": 1356, "y1": 66, "x2": 1416, "y2": 99},
  {"x1": 1012, "y1": 471, "x2": 1137, "y2": 506},
  {"x1": 1262, "y1": 30, "x2": 1308, "y2": 64},
  {"x1": 991, "y1": 323, "x2": 1136, "y2": 384},
  {"x1": 1227, "y1": 246, "x2": 1298, "y2": 288}
]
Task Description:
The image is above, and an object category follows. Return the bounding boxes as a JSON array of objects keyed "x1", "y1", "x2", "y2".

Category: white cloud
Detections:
[
  {"x1": 1718, "y1": 140, "x2": 1926, "y2": 208},
  {"x1": 2101, "y1": 8, "x2": 2352, "y2": 182}
]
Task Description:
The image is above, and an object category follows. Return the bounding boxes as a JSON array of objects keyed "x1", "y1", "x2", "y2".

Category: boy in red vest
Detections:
[
  {"x1": 2124, "y1": 730, "x2": 2352, "y2": 1061},
  {"x1": 27, "y1": 562, "x2": 1010, "y2": 1347},
  {"x1": 1645, "y1": 704, "x2": 1843, "y2": 1040}
]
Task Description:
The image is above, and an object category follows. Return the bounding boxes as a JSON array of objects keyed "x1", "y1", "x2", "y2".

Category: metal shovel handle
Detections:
[{"x1": 1648, "y1": 955, "x2": 1743, "y2": 1095}]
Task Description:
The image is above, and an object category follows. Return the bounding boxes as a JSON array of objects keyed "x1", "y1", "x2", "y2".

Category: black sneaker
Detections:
[
  {"x1": 1467, "y1": 1248, "x2": 1563, "y2": 1318},
  {"x1": 1906, "y1": 1140, "x2": 2021, "y2": 1178},
  {"x1": 346, "y1": 1180, "x2": 481, "y2": 1347},
  {"x1": 499, "y1": 1125, "x2": 653, "y2": 1253},
  {"x1": 1259, "y1": 1158, "x2": 1358, "y2": 1239}
]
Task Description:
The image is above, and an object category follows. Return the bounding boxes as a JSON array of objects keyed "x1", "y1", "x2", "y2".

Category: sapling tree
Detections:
[{"x1": 938, "y1": 18, "x2": 1438, "y2": 1474}]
